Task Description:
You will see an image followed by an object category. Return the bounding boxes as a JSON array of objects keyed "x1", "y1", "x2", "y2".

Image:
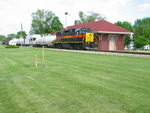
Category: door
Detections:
[{"x1": 109, "y1": 36, "x2": 116, "y2": 51}]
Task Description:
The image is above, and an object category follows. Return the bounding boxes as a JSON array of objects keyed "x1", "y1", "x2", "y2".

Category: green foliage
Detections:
[
  {"x1": 16, "y1": 31, "x2": 27, "y2": 39},
  {"x1": 115, "y1": 18, "x2": 150, "y2": 49},
  {"x1": 5, "y1": 45, "x2": 19, "y2": 48},
  {"x1": 0, "y1": 35, "x2": 6, "y2": 42},
  {"x1": 30, "y1": 9, "x2": 63, "y2": 35},
  {"x1": 115, "y1": 21, "x2": 133, "y2": 32},
  {"x1": 77, "y1": 11, "x2": 106, "y2": 24},
  {"x1": 7, "y1": 34, "x2": 16, "y2": 39},
  {"x1": 134, "y1": 35, "x2": 148, "y2": 49},
  {"x1": 115, "y1": 21, "x2": 133, "y2": 48},
  {"x1": 143, "y1": 24, "x2": 150, "y2": 47},
  {"x1": 51, "y1": 16, "x2": 64, "y2": 33},
  {"x1": 134, "y1": 17, "x2": 150, "y2": 49},
  {"x1": 3, "y1": 34, "x2": 17, "y2": 45}
]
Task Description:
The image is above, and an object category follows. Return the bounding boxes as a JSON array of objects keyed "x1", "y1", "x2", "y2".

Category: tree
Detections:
[
  {"x1": 16, "y1": 31, "x2": 27, "y2": 45},
  {"x1": 134, "y1": 17, "x2": 150, "y2": 49},
  {"x1": 30, "y1": 9, "x2": 63, "y2": 35},
  {"x1": 7, "y1": 34, "x2": 16, "y2": 40},
  {"x1": 51, "y1": 17, "x2": 64, "y2": 33},
  {"x1": 143, "y1": 23, "x2": 150, "y2": 49},
  {"x1": 134, "y1": 35, "x2": 148, "y2": 49},
  {"x1": 77, "y1": 11, "x2": 105, "y2": 24},
  {"x1": 0, "y1": 35, "x2": 9, "y2": 45},
  {"x1": 0, "y1": 35, "x2": 6, "y2": 42},
  {"x1": 16, "y1": 31, "x2": 27, "y2": 39},
  {"x1": 4, "y1": 33, "x2": 17, "y2": 45},
  {"x1": 115, "y1": 21, "x2": 133, "y2": 48}
]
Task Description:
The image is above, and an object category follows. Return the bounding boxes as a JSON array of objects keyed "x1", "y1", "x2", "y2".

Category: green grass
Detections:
[{"x1": 0, "y1": 47, "x2": 150, "y2": 113}]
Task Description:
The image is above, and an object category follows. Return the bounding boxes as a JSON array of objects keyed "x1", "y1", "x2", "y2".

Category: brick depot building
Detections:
[{"x1": 66, "y1": 20, "x2": 132, "y2": 51}]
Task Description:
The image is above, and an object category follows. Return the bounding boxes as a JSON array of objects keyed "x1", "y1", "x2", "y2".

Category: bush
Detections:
[{"x1": 5, "y1": 45, "x2": 19, "y2": 48}]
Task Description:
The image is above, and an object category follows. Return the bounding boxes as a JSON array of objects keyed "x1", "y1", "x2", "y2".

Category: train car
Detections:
[
  {"x1": 36, "y1": 35, "x2": 56, "y2": 47},
  {"x1": 16, "y1": 38, "x2": 24, "y2": 46},
  {"x1": 53, "y1": 28, "x2": 95, "y2": 49},
  {"x1": 14, "y1": 34, "x2": 56, "y2": 47},
  {"x1": 9, "y1": 38, "x2": 19, "y2": 45},
  {"x1": 29, "y1": 35, "x2": 41, "y2": 46},
  {"x1": 16, "y1": 35, "x2": 41, "y2": 46}
]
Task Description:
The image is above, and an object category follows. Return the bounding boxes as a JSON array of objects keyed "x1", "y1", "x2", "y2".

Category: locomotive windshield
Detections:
[{"x1": 79, "y1": 28, "x2": 91, "y2": 34}]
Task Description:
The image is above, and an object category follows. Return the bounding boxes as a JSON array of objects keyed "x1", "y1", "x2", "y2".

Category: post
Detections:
[
  {"x1": 42, "y1": 46, "x2": 45, "y2": 68},
  {"x1": 35, "y1": 54, "x2": 38, "y2": 68},
  {"x1": 129, "y1": 33, "x2": 134, "y2": 51},
  {"x1": 65, "y1": 12, "x2": 68, "y2": 27},
  {"x1": 21, "y1": 23, "x2": 24, "y2": 46},
  {"x1": 149, "y1": 38, "x2": 150, "y2": 50}
]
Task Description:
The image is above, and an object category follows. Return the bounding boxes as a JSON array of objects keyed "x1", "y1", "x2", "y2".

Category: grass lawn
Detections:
[{"x1": 0, "y1": 47, "x2": 150, "y2": 113}]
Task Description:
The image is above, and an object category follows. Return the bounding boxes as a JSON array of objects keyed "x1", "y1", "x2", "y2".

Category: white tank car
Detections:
[
  {"x1": 16, "y1": 38, "x2": 24, "y2": 45},
  {"x1": 9, "y1": 38, "x2": 19, "y2": 45},
  {"x1": 15, "y1": 34, "x2": 56, "y2": 47},
  {"x1": 35, "y1": 36, "x2": 43, "y2": 45},
  {"x1": 25, "y1": 35, "x2": 32, "y2": 45},
  {"x1": 29, "y1": 34, "x2": 41, "y2": 45},
  {"x1": 36, "y1": 35, "x2": 56, "y2": 46}
]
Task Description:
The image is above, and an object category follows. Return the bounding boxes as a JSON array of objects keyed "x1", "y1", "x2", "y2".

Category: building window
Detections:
[{"x1": 109, "y1": 36, "x2": 116, "y2": 40}]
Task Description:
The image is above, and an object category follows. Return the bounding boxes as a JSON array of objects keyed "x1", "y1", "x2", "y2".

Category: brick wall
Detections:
[
  {"x1": 116, "y1": 35, "x2": 124, "y2": 50},
  {"x1": 100, "y1": 34, "x2": 109, "y2": 50}
]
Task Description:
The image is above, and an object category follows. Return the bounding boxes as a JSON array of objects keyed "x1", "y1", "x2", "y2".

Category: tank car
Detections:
[
  {"x1": 16, "y1": 38, "x2": 24, "y2": 46},
  {"x1": 36, "y1": 35, "x2": 56, "y2": 47},
  {"x1": 9, "y1": 38, "x2": 19, "y2": 45}
]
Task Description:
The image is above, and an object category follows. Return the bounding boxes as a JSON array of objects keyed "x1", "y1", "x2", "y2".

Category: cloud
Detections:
[
  {"x1": 0, "y1": 0, "x2": 149, "y2": 35},
  {"x1": 140, "y1": 3, "x2": 150, "y2": 9}
]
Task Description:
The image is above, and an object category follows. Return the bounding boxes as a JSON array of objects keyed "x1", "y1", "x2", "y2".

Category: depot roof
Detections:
[{"x1": 66, "y1": 20, "x2": 132, "y2": 34}]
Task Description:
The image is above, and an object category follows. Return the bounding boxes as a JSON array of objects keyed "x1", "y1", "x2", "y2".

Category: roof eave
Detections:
[{"x1": 94, "y1": 31, "x2": 133, "y2": 35}]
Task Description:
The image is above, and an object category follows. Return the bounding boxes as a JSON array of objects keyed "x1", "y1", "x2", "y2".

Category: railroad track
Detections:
[
  {"x1": 98, "y1": 50, "x2": 150, "y2": 55},
  {"x1": 48, "y1": 48, "x2": 150, "y2": 57}
]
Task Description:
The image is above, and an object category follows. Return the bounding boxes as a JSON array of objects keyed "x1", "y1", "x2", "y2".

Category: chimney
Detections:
[{"x1": 74, "y1": 20, "x2": 80, "y2": 25}]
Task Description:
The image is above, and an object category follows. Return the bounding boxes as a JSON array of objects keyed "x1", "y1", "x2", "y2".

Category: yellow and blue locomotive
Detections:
[{"x1": 54, "y1": 28, "x2": 95, "y2": 49}]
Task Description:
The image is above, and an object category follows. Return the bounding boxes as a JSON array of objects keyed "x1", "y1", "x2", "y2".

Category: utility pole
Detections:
[
  {"x1": 65, "y1": 12, "x2": 68, "y2": 27},
  {"x1": 21, "y1": 23, "x2": 23, "y2": 31},
  {"x1": 20, "y1": 23, "x2": 23, "y2": 47},
  {"x1": 21, "y1": 23, "x2": 25, "y2": 46},
  {"x1": 129, "y1": 33, "x2": 134, "y2": 51},
  {"x1": 42, "y1": 46, "x2": 45, "y2": 68}
]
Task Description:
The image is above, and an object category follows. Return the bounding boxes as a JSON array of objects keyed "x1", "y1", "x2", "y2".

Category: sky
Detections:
[{"x1": 0, "y1": 0, "x2": 150, "y2": 35}]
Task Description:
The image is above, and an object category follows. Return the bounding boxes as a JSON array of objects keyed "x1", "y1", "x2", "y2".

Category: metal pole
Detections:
[
  {"x1": 21, "y1": 23, "x2": 25, "y2": 46},
  {"x1": 65, "y1": 12, "x2": 68, "y2": 27},
  {"x1": 35, "y1": 54, "x2": 38, "y2": 68},
  {"x1": 42, "y1": 46, "x2": 45, "y2": 68},
  {"x1": 43, "y1": 46, "x2": 45, "y2": 64},
  {"x1": 130, "y1": 33, "x2": 134, "y2": 51}
]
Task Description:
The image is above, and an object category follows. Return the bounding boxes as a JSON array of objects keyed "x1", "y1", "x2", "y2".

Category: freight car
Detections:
[
  {"x1": 53, "y1": 28, "x2": 95, "y2": 49},
  {"x1": 15, "y1": 34, "x2": 56, "y2": 47}
]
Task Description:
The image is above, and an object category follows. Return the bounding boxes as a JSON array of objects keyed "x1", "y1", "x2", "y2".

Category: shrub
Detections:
[{"x1": 5, "y1": 45, "x2": 19, "y2": 48}]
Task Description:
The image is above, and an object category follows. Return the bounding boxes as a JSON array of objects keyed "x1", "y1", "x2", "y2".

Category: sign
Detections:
[{"x1": 85, "y1": 33, "x2": 94, "y2": 42}]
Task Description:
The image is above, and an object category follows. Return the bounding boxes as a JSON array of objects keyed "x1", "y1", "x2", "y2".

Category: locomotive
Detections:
[{"x1": 53, "y1": 28, "x2": 95, "y2": 49}]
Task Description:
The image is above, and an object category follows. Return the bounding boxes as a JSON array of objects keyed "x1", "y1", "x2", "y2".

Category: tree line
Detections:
[
  {"x1": 0, "y1": 9, "x2": 150, "y2": 49},
  {"x1": 115, "y1": 18, "x2": 150, "y2": 49}
]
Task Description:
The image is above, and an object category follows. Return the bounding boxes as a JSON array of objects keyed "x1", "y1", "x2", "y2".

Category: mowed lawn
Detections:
[{"x1": 0, "y1": 47, "x2": 150, "y2": 113}]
